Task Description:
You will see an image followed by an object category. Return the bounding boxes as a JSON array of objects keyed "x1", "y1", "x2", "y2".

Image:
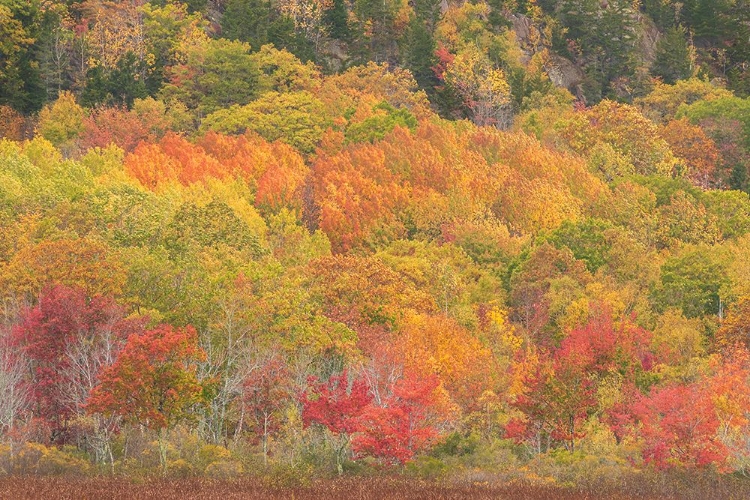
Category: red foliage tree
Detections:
[
  {"x1": 352, "y1": 372, "x2": 440, "y2": 465},
  {"x1": 11, "y1": 285, "x2": 140, "y2": 443},
  {"x1": 603, "y1": 347, "x2": 750, "y2": 470},
  {"x1": 81, "y1": 106, "x2": 153, "y2": 153},
  {"x1": 431, "y1": 43, "x2": 454, "y2": 83},
  {"x1": 630, "y1": 383, "x2": 728, "y2": 470},
  {"x1": 301, "y1": 368, "x2": 443, "y2": 468},
  {"x1": 301, "y1": 370, "x2": 373, "y2": 473},
  {"x1": 556, "y1": 306, "x2": 653, "y2": 375},
  {"x1": 508, "y1": 308, "x2": 652, "y2": 453},
  {"x1": 507, "y1": 350, "x2": 597, "y2": 453},
  {"x1": 241, "y1": 352, "x2": 292, "y2": 463}
]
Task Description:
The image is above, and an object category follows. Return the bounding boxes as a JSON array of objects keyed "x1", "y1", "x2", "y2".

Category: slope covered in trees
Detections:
[{"x1": 2, "y1": 0, "x2": 750, "y2": 491}]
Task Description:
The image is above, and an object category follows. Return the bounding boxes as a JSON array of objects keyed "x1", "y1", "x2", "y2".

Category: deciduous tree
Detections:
[
  {"x1": 352, "y1": 372, "x2": 441, "y2": 464},
  {"x1": 87, "y1": 324, "x2": 206, "y2": 471},
  {"x1": 301, "y1": 370, "x2": 372, "y2": 474},
  {"x1": 12, "y1": 285, "x2": 140, "y2": 445}
]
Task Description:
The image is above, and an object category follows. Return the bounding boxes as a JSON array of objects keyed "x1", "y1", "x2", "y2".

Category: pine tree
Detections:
[
  {"x1": 401, "y1": 18, "x2": 437, "y2": 93},
  {"x1": 0, "y1": 0, "x2": 45, "y2": 112},
  {"x1": 652, "y1": 26, "x2": 692, "y2": 84},
  {"x1": 221, "y1": 0, "x2": 271, "y2": 49},
  {"x1": 324, "y1": 0, "x2": 350, "y2": 40}
]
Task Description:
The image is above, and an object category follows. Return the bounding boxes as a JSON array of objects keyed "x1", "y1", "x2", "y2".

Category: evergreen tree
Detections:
[
  {"x1": 0, "y1": 0, "x2": 45, "y2": 112},
  {"x1": 412, "y1": 0, "x2": 441, "y2": 27},
  {"x1": 558, "y1": 0, "x2": 639, "y2": 101},
  {"x1": 107, "y1": 53, "x2": 149, "y2": 107},
  {"x1": 355, "y1": 0, "x2": 395, "y2": 63},
  {"x1": 401, "y1": 18, "x2": 437, "y2": 93},
  {"x1": 324, "y1": 0, "x2": 350, "y2": 40},
  {"x1": 80, "y1": 53, "x2": 148, "y2": 108},
  {"x1": 641, "y1": 0, "x2": 677, "y2": 31},
  {"x1": 683, "y1": 0, "x2": 724, "y2": 39},
  {"x1": 221, "y1": 0, "x2": 271, "y2": 49},
  {"x1": 652, "y1": 26, "x2": 692, "y2": 84},
  {"x1": 80, "y1": 66, "x2": 110, "y2": 108},
  {"x1": 268, "y1": 16, "x2": 317, "y2": 63},
  {"x1": 729, "y1": 161, "x2": 748, "y2": 193}
]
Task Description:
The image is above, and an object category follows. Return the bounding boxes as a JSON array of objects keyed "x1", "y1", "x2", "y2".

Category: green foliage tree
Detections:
[
  {"x1": 652, "y1": 246, "x2": 729, "y2": 318},
  {"x1": 702, "y1": 190, "x2": 750, "y2": 239},
  {"x1": 678, "y1": 96, "x2": 750, "y2": 149},
  {"x1": 201, "y1": 91, "x2": 328, "y2": 154},
  {"x1": 142, "y1": 1, "x2": 205, "y2": 92},
  {"x1": 266, "y1": 14, "x2": 317, "y2": 63},
  {"x1": 545, "y1": 218, "x2": 613, "y2": 273},
  {"x1": 164, "y1": 200, "x2": 264, "y2": 259},
  {"x1": 559, "y1": 100, "x2": 678, "y2": 177},
  {"x1": 36, "y1": 91, "x2": 84, "y2": 154},
  {"x1": 251, "y1": 44, "x2": 320, "y2": 94},
  {"x1": 161, "y1": 38, "x2": 261, "y2": 121},
  {"x1": 636, "y1": 78, "x2": 733, "y2": 124},
  {"x1": 345, "y1": 102, "x2": 418, "y2": 144}
]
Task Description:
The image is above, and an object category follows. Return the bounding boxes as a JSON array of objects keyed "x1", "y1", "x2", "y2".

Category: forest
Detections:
[{"x1": 1, "y1": 0, "x2": 750, "y2": 497}]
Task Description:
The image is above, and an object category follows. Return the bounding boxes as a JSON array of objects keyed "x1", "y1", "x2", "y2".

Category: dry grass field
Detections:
[{"x1": 1, "y1": 475, "x2": 750, "y2": 500}]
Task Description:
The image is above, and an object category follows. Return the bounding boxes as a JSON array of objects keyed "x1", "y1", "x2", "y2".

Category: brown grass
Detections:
[{"x1": 1, "y1": 475, "x2": 749, "y2": 500}]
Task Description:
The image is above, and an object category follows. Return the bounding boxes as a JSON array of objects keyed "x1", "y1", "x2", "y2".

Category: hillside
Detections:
[{"x1": 1, "y1": 0, "x2": 750, "y2": 491}]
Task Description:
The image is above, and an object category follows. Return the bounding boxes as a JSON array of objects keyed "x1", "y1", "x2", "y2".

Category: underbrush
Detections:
[{"x1": 3, "y1": 431, "x2": 750, "y2": 499}]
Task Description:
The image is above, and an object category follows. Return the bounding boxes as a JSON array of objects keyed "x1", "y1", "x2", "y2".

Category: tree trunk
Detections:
[{"x1": 158, "y1": 428, "x2": 168, "y2": 475}]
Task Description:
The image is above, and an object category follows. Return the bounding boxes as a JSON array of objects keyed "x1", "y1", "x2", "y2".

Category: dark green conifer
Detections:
[
  {"x1": 652, "y1": 26, "x2": 692, "y2": 84},
  {"x1": 324, "y1": 0, "x2": 350, "y2": 40},
  {"x1": 221, "y1": 0, "x2": 271, "y2": 49}
]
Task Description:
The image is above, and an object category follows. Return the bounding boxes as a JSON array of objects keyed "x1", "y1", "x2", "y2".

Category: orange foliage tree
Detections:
[
  {"x1": 660, "y1": 118, "x2": 721, "y2": 189},
  {"x1": 397, "y1": 312, "x2": 495, "y2": 412},
  {"x1": 0, "y1": 105, "x2": 26, "y2": 141},
  {"x1": 126, "y1": 132, "x2": 308, "y2": 212},
  {"x1": 87, "y1": 324, "x2": 205, "y2": 470},
  {"x1": 312, "y1": 144, "x2": 410, "y2": 252},
  {"x1": 81, "y1": 99, "x2": 174, "y2": 152},
  {"x1": 198, "y1": 132, "x2": 309, "y2": 211},
  {"x1": 715, "y1": 298, "x2": 750, "y2": 351}
]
